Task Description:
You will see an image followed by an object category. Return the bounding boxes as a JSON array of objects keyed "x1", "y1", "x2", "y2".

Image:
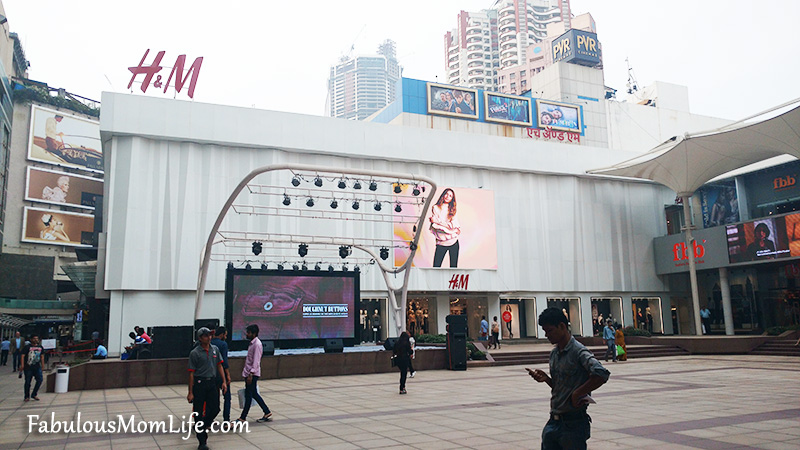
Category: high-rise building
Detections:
[
  {"x1": 327, "y1": 39, "x2": 402, "y2": 120},
  {"x1": 444, "y1": 0, "x2": 570, "y2": 91}
]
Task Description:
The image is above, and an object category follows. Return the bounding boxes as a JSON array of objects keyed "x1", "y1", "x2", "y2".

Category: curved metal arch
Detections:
[{"x1": 195, "y1": 163, "x2": 437, "y2": 337}]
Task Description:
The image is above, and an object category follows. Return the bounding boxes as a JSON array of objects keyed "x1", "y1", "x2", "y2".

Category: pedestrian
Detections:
[
  {"x1": 236, "y1": 324, "x2": 273, "y2": 423},
  {"x1": 210, "y1": 326, "x2": 232, "y2": 422},
  {"x1": 10, "y1": 331, "x2": 22, "y2": 372},
  {"x1": 187, "y1": 327, "x2": 227, "y2": 450},
  {"x1": 20, "y1": 334, "x2": 44, "y2": 402},
  {"x1": 614, "y1": 326, "x2": 627, "y2": 362},
  {"x1": 92, "y1": 341, "x2": 107, "y2": 360},
  {"x1": 527, "y1": 307, "x2": 610, "y2": 450},
  {"x1": 603, "y1": 319, "x2": 617, "y2": 363},
  {"x1": 408, "y1": 334, "x2": 417, "y2": 378},
  {"x1": 480, "y1": 315, "x2": 489, "y2": 342},
  {"x1": 490, "y1": 316, "x2": 501, "y2": 349},
  {"x1": 700, "y1": 306, "x2": 712, "y2": 334},
  {"x1": 392, "y1": 331, "x2": 414, "y2": 394},
  {"x1": 1, "y1": 337, "x2": 9, "y2": 365}
]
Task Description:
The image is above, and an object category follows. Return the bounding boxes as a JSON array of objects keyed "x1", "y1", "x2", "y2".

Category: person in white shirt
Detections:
[{"x1": 429, "y1": 188, "x2": 461, "y2": 268}]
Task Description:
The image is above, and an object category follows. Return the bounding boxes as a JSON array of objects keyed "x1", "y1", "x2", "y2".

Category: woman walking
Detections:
[{"x1": 393, "y1": 332, "x2": 414, "y2": 394}]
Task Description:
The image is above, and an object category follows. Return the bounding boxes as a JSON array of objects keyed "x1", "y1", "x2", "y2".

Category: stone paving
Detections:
[{"x1": 0, "y1": 354, "x2": 797, "y2": 449}]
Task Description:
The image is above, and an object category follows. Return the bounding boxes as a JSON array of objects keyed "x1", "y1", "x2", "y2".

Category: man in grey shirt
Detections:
[
  {"x1": 188, "y1": 327, "x2": 227, "y2": 450},
  {"x1": 528, "y1": 307, "x2": 610, "y2": 450}
]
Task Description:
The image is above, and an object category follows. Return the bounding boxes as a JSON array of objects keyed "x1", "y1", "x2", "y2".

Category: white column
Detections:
[
  {"x1": 682, "y1": 195, "x2": 703, "y2": 336},
  {"x1": 435, "y1": 295, "x2": 450, "y2": 335},
  {"x1": 719, "y1": 267, "x2": 735, "y2": 336}
]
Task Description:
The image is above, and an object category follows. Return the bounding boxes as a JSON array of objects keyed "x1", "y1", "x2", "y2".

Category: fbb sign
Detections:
[
  {"x1": 673, "y1": 240, "x2": 706, "y2": 261},
  {"x1": 552, "y1": 29, "x2": 601, "y2": 67},
  {"x1": 773, "y1": 175, "x2": 796, "y2": 191}
]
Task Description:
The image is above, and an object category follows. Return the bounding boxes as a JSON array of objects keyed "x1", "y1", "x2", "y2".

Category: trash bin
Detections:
[{"x1": 54, "y1": 365, "x2": 70, "y2": 393}]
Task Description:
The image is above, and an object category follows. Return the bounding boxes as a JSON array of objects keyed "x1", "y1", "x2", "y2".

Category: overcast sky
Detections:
[{"x1": 4, "y1": 1, "x2": 799, "y2": 121}]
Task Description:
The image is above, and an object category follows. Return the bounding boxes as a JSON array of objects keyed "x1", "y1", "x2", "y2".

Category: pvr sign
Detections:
[{"x1": 552, "y1": 29, "x2": 600, "y2": 67}]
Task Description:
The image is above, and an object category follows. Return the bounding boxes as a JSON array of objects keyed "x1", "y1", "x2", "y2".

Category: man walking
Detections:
[
  {"x1": 700, "y1": 306, "x2": 712, "y2": 335},
  {"x1": 528, "y1": 307, "x2": 610, "y2": 450},
  {"x1": 20, "y1": 334, "x2": 44, "y2": 402},
  {"x1": 10, "y1": 331, "x2": 22, "y2": 372},
  {"x1": 602, "y1": 319, "x2": 617, "y2": 363},
  {"x1": 480, "y1": 315, "x2": 489, "y2": 342},
  {"x1": 210, "y1": 326, "x2": 232, "y2": 422},
  {"x1": 187, "y1": 327, "x2": 227, "y2": 450},
  {"x1": 1, "y1": 337, "x2": 9, "y2": 366},
  {"x1": 236, "y1": 324, "x2": 273, "y2": 423}
]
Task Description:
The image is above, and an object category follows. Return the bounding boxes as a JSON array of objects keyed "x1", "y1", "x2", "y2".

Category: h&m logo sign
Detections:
[
  {"x1": 673, "y1": 240, "x2": 706, "y2": 261},
  {"x1": 448, "y1": 274, "x2": 469, "y2": 290},
  {"x1": 773, "y1": 175, "x2": 796, "y2": 191}
]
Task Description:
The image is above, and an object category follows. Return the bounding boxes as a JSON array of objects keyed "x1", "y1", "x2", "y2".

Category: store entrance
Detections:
[
  {"x1": 406, "y1": 298, "x2": 431, "y2": 337},
  {"x1": 547, "y1": 297, "x2": 582, "y2": 335},
  {"x1": 632, "y1": 297, "x2": 663, "y2": 334},
  {"x1": 450, "y1": 296, "x2": 488, "y2": 340},
  {"x1": 590, "y1": 298, "x2": 623, "y2": 336},
  {"x1": 499, "y1": 299, "x2": 528, "y2": 339}
]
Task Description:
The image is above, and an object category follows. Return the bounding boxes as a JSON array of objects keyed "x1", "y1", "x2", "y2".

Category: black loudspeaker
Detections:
[
  {"x1": 446, "y1": 315, "x2": 468, "y2": 371},
  {"x1": 151, "y1": 326, "x2": 194, "y2": 359},
  {"x1": 261, "y1": 340, "x2": 275, "y2": 356},
  {"x1": 324, "y1": 338, "x2": 344, "y2": 353},
  {"x1": 195, "y1": 319, "x2": 220, "y2": 331},
  {"x1": 383, "y1": 337, "x2": 398, "y2": 351}
]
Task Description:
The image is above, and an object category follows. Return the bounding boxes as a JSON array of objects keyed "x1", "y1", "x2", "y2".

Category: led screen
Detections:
[
  {"x1": 226, "y1": 270, "x2": 358, "y2": 343},
  {"x1": 726, "y1": 215, "x2": 800, "y2": 263}
]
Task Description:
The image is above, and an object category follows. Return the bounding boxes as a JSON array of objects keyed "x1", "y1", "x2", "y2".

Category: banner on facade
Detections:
[
  {"x1": 25, "y1": 166, "x2": 103, "y2": 210},
  {"x1": 21, "y1": 206, "x2": 94, "y2": 247},
  {"x1": 27, "y1": 105, "x2": 102, "y2": 173}
]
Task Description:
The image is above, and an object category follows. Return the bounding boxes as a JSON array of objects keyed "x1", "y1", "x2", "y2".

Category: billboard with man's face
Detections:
[
  {"x1": 484, "y1": 92, "x2": 533, "y2": 126},
  {"x1": 27, "y1": 105, "x2": 102, "y2": 173},
  {"x1": 393, "y1": 186, "x2": 498, "y2": 269},
  {"x1": 427, "y1": 83, "x2": 479, "y2": 120}
]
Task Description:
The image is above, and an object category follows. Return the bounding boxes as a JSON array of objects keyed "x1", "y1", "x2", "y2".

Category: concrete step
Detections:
[
  {"x1": 473, "y1": 345, "x2": 689, "y2": 367},
  {"x1": 750, "y1": 340, "x2": 800, "y2": 357}
]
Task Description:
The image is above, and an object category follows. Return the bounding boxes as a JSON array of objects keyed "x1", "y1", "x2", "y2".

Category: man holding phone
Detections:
[{"x1": 527, "y1": 307, "x2": 610, "y2": 450}]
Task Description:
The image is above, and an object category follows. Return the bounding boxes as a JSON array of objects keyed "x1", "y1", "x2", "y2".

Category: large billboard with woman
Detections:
[
  {"x1": 25, "y1": 166, "x2": 103, "y2": 210},
  {"x1": 21, "y1": 206, "x2": 94, "y2": 247},
  {"x1": 393, "y1": 186, "x2": 497, "y2": 269}
]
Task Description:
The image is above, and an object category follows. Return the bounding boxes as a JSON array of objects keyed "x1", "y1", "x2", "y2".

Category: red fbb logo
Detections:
[
  {"x1": 127, "y1": 49, "x2": 203, "y2": 99},
  {"x1": 672, "y1": 240, "x2": 706, "y2": 261},
  {"x1": 773, "y1": 175, "x2": 796, "y2": 190},
  {"x1": 448, "y1": 274, "x2": 469, "y2": 290}
]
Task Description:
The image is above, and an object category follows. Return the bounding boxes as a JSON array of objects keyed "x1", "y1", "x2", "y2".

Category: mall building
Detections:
[{"x1": 99, "y1": 42, "x2": 752, "y2": 353}]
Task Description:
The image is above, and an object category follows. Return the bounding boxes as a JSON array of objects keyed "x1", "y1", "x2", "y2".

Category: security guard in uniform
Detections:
[{"x1": 188, "y1": 327, "x2": 227, "y2": 450}]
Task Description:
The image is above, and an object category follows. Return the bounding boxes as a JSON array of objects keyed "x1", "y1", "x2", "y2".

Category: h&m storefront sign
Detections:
[
  {"x1": 653, "y1": 227, "x2": 728, "y2": 275},
  {"x1": 552, "y1": 29, "x2": 601, "y2": 67}
]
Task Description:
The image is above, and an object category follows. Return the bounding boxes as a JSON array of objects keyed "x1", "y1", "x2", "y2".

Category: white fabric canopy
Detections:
[{"x1": 588, "y1": 99, "x2": 800, "y2": 195}]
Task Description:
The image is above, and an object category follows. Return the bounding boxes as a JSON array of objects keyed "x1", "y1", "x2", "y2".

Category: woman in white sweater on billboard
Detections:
[{"x1": 429, "y1": 188, "x2": 461, "y2": 268}]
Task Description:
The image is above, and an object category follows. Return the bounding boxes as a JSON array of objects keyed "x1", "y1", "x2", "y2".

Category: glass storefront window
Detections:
[
  {"x1": 359, "y1": 298, "x2": 385, "y2": 343},
  {"x1": 632, "y1": 297, "x2": 663, "y2": 334},
  {"x1": 590, "y1": 297, "x2": 623, "y2": 336},
  {"x1": 547, "y1": 297, "x2": 581, "y2": 335},
  {"x1": 406, "y1": 298, "x2": 431, "y2": 337},
  {"x1": 499, "y1": 299, "x2": 531, "y2": 339},
  {"x1": 450, "y1": 297, "x2": 488, "y2": 340}
]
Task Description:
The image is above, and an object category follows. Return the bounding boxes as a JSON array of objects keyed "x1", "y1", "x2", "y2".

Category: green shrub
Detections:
[
  {"x1": 765, "y1": 324, "x2": 800, "y2": 336},
  {"x1": 622, "y1": 326, "x2": 651, "y2": 337},
  {"x1": 467, "y1": 342, "x2": 487, "y2": 360},
  {"x1": 415, "y1": 334, "x2": 447, "y2": 344}
]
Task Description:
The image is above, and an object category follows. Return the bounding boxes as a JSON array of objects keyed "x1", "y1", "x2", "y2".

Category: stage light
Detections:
[
  {"x1": 374, "y1": 202, "x2": 382, "y2": 211},
  {"x1": 369, "y1": 181, "x2": 378, "y2": 191},
  {"x1": 353, "y1": 181, "x2": 362, "y2": 190},
  {"x1": 227, "y1": 262, "x2": 234, "y2": 269},
  {"x1": 277, "y1": 263, "x2": 284, "y2": 271},
  {"x1": 314, "y1": 264, "x2": 321, "y2": 271},
  {"x1": 338, "y1": 179, "x2": 346, "y2": 189},
  {"x1": 245, "y1": 263, "x2": 252, "y2": 270},
  {"x1": 306, "y1": 198, "x2": 314, "y2": 207},
  {"x1": 342, "y1": 264, "x2": 348, "y2": 272},
  {"x1": 252, "y1": 241, "x2": 262, "y2": 256},
  {"x1": 261, "y1": 263, "x2": 268, "y2": 270},
  {"x1": 339, "y1": 245, "x2": 351, "y2": 259},
  {"x1": 328, "y1": 265, "x2": 334, "y2": 272},
  {"x1": 292, "y1": 264, "x2": 299, "y2": 271},
  {"x1": 394, "y1": 184, "x2": 402, "y2": 194},
  {"x1": 301, "y1": 264, "x2": 308, "y2": 271},
  {"x1": 395, "y1": 203, "x2": 402, "y2": 213},
  {"x1": 354, "y1": 266, "x2": 361, "y2": 273},
  {"x1": 379, "y1": 247, "x2": 389, "y2": 260},
  {"x1": 330, "y1": 199, "x2": 338, "y2": 209},
  {"x1": 291, "y1": 176, "x2": 300, "y2": 187},
  {"x1": 352, "y1": 200, "x2": 359, "y2": 210},
  {"x1": 412, "y1": 185, "x2": 420, "y2": 196},
  {"x1": 283, "y1": 194, "x2": 291, "y2": 206},
  {"x1": 314, "y1": 176, "x2": 323, "y2": 187},
  {"x1": 298, "y1": 243, "x2": 308, "y2": 257}
]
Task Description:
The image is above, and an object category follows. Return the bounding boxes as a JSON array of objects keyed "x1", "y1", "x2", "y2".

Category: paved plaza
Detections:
[{"x1": 0, "y1": 354, "x2": 798, "y2": 449}]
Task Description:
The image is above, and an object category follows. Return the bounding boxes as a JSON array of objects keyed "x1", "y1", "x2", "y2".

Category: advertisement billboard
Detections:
[
  {"x1": 27, "y1": 105, "x2": 102, "y2": 173},
  {"x1": 535, "y1": 99, "x2": 582, "y2": 133},
  {"x1": 726, "y1": 215, "x2": 800, "y2": 263},
  {"x1": 225, "y1": 270, "x2": 359, "y2": 346},
  {"x1": 393, "y1": 186, "x2": 498, "y2": 269},
  {"x1": 427, "y1": 82, "x2": 479, "y2": 119},
  {"x1": 701, "y1": 182, "x2": 739, "y2": 228},
  {"x1": 25, "y1": 166, "x2": 103, "y2": 210},
  {"x1": 21, "y1": 206, "x2": 94, "y2": 247},
  {"x1": 484, "y1": 92, "x2": 533, "y2": 126}
]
